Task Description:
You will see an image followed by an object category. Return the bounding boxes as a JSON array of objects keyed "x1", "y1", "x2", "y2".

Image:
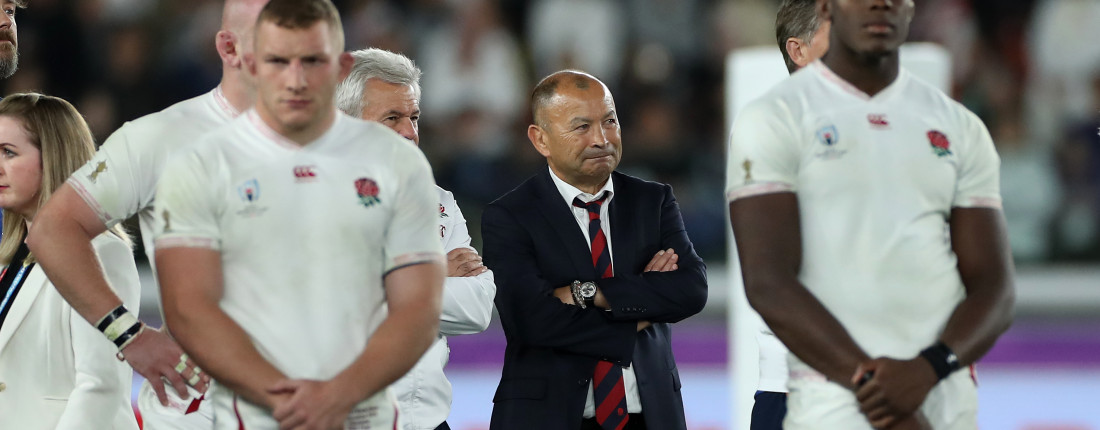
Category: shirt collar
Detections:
[{"x1": 548, "y1": 166, "x2": 615, "y2": 207}]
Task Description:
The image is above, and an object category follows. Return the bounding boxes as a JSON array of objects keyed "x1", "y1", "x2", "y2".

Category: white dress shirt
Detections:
[
  {"x1": 391, "y1": 186, "x2": 497, "y2": 430},
  {"x1": 547, "y1": 167, "x2": 642, "y2": 416}
]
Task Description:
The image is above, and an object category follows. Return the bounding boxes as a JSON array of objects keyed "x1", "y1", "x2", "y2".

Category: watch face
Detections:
[{"x1": 579, "y1": 282, "x2": 597, "y2": 298}]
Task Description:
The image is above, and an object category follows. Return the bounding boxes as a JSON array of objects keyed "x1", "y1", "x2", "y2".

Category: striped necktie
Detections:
[{"x1": 572, "y1": 193, "x2": 628, "y2": 430}]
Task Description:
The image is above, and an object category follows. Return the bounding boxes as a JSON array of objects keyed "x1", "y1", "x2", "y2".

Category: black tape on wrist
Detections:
[
  {"x1": 112, "y1": 321, "x2": 144, "y2": 348},
  {"x1": 95, "y1": 305, "x2": 128, "y2": 332},
  {"x1": 919, "y1": 341, "x2": 961, "y2": 381}
]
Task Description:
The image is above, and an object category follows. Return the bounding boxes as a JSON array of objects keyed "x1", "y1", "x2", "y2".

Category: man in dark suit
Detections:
[{"x1": 482, "y1": 70, "x2": 708, "y2": 430}]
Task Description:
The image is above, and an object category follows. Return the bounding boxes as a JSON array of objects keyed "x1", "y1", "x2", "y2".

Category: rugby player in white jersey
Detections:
[
  {"x1": 726, "y1": 0, "x2": 1015, "y2": 429},
  {"x1": 745, "y1": 2, "x2": 832, "y2": 429},
  {"x1": 27, "y1": 1, "x2": 267, "y2": 428},
  {"x1": 153, "y1": 1, "x2": 445, "y2": 428},
  {"x1": 334, "y1": 48, "x2": 496, "y2": 430}
]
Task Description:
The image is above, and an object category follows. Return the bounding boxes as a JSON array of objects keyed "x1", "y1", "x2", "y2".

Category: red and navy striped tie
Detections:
[{"x1": 572, "y1": 194, "x2": 628, "y2": 430}]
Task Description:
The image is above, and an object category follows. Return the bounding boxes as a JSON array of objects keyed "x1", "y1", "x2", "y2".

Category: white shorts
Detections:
[
  {"x1": 136, "y1": 379, "x2": 214, "y2": 430},
  {"x1": 211, "y1": 386, "x2": 402, "y2": 430},
  {"x1": 784, "y1": 364, "x2": 978, "y2": 430}
]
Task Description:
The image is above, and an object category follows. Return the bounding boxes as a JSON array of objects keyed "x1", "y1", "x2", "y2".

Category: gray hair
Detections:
[
  {"x1": 776, "y1": 0, "x2": 823, "y2": 74},
  {"x1": 335, "y1": 48, "x2": 422, "y2": 117}
]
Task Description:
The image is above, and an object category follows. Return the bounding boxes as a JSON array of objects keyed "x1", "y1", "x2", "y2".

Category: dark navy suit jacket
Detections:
[{"x1": 483, "y1": 169, "x2": 708, "y2": 430}]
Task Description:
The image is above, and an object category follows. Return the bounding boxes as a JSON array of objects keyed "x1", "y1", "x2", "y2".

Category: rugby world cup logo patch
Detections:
[
  {"x1": 355, "y1": 178, "x2": 381, "y2": 207},
  {"x1": 816, "y1": 125, "x2": 838, "y2": 146},
  {"x1": 238, "y1": 179, "x2": 260, "y2": 202},
  {"x1": 928, "y1": 130, "x2": 952, "y2": 157},
  {"x1": 235, "y1": 178, "x2": 268, "y2": 217}
]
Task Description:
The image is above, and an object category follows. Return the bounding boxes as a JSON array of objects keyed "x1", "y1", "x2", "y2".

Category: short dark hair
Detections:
[
  {"x1": 776, "y1": 0, "x2": 822, "y2": 73},
  {"x1": 256, "y1": 0, "x2": 344, "y2": 50},
  {"x1": 530, "y1": 70, "x2": 596, "y2": 128}
]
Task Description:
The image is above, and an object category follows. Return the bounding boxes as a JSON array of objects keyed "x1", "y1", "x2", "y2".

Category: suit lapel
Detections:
[
  {"x1": 0, "y1": 265, "x2": 46, "y2": 355},
  {"x1": 607, "y1": 172, "x2": 636, "y2": 274},
  {"x1": 534, "y1": 170, "x2": 596, "y2": 279}
]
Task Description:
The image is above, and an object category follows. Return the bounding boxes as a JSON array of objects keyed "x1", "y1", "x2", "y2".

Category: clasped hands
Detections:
[
  {"x1": 552, "y1": 248, "x2": 679, "y2": 332},
  {"x1": 850, "y1": 357, "x2": 940, "y2": 430}
]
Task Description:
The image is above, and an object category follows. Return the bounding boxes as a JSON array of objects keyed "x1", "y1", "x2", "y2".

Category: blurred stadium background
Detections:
[{"x1": 6, "y1": 0, "x2": 1098, "y2": 428}]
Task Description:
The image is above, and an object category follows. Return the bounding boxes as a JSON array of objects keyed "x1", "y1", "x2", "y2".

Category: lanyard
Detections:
[{"x1": 0, "y1": 261, "x2": 32, "y2": 314}]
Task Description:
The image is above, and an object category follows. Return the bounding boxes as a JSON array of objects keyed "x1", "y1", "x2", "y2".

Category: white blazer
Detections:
[{"x1": 0, "y1": 234, "x2": 141, "y2": 430}]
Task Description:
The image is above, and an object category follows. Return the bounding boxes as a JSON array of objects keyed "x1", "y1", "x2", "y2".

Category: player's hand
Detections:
[
  {"x1": 553, "y1": 285, "x2": 575, "y2": 305},
  {"x1": 643, "y1": 248, "x2": 678, "y2": 272},
  {"x1": 637, "y1": 321, "x2": 651, "y2": 332},
  {"x1": 446, "y1": 248, "x2": 487, "y2": 277},
  {"x1": 268, "y1": 379, "x2": 355, "y2": 430},
  {"x1": 123, "y1": 326, "x2": 210, "y2": 405},
  {"x1": 853, "y1": 358, "x2": 938, "y2": 429}
]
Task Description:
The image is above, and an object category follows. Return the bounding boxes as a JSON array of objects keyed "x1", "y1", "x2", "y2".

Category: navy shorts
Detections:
[{"x1": 750, "y1": 391, "x2": 788, "y2": 430}]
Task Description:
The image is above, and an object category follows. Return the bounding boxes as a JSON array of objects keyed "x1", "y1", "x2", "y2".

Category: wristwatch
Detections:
[{"x1": 571, "y1": 280, "x2": 597, "y2": 309}]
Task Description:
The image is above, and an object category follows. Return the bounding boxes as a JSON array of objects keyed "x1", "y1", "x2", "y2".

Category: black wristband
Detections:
[
  {"x1": 112, "y1": 320, "x2": 144, "y2": 348},
  {"x1": 919, "y1": 341, "x2": 960, "y2": 381},
  {"x1": 96, "y1": 305, "x2": 128, "y2": 332}
]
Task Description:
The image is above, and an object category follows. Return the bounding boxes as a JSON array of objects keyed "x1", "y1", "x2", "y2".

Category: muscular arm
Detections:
[
  {"x1": 27, "y1": 184, "x2": 119, "y2": 323},
  {"x1": 729, "y1": 193, "x2": 869, "y2": 385},
  {"x1": 331, "y1": 261, "x2": 445, "y2": 401},
  {"x1": 156, "y1": 247, "x2": 287, "y2": 409},
  {"x1": 942, "y1": 207, "x2": 1015, "y2": 364},
  {"x1": 29, "y1": 184, "x2": 198, "y2": 404}
]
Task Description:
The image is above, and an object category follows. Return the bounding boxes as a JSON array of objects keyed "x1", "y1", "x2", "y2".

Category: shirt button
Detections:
[{"x1": 577, "y1": 379, "x2": 588, "y2": 386}]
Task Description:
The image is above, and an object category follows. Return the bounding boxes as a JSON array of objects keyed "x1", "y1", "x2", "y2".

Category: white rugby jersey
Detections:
[
  {"x1": 726, "y1": 60, "x2": 1001, "y2": 363},
  {"x1": 69, "y1": 87, "x2": 240, "y2": 265},
  {"x1": 153, "y1": 110, "x2": 443, "y2": 424}
]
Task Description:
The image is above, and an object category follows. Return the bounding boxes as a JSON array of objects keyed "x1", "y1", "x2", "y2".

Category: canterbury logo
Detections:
[
  {"x1": 293, "y1": 166, "x2": 316, "y2": 179},
  {"x1": 868, "y1": 114, "x2": 889, "y2": 128}
]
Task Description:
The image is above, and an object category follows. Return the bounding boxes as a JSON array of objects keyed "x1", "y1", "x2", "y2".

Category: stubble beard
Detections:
[{"x1": 0, "y1": 44, "x2": 18, "y2": 79}]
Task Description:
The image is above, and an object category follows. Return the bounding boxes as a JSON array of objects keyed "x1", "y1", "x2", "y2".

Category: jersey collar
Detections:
[{"x1": 811, "y1": 60, "x2": 909, "y2": 103}]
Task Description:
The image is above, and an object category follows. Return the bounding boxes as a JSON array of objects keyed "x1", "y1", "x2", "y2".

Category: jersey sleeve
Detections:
[
  {"x1": 383, "y1": 143, "x2": 446, "y2": 274},
  {"x1": 725, "y1": 99, "x2": 802, "y2": 202},
  {"x1": 152, "y1": 147, "x2": 223, "y2": 250},
  {"x1": 67, "y1": 123, "x2": 155, "y2": 227},
  {"x1": 952, "y1": 110, "x2": 1002, "y2": 209}
]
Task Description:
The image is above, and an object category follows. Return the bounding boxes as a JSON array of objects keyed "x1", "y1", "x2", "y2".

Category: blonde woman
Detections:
[{"x1": 0, "y1": 93, "x2": 140, "y2": 430}]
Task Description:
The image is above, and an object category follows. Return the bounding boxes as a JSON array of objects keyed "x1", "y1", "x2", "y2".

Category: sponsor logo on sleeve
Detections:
[
  {"x1": 439, "y1": 203, "x2": 449, "y2": 218},
  {"x1": 88, "y1": 161, "x2": 108, "y2": 183}
]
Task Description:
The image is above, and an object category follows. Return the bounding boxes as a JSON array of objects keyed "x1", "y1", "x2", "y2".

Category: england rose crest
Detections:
[
  {"x1": 927, "y1": 130, "x2": 952, "y2": 157},
  {"x1": 355, "y1": 178, "x2": 381, "y2": 207}
]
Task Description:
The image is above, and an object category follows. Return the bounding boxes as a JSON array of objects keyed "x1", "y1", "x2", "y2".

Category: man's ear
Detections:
[
  {"x1": 818, "y1": 0, "x2": 830, "y2": 22},
  {"x1": 528, "y1": 124, "x2": 551, "y2": 158},
  {"x1": 216, "y1": 30, "x2": 242, "y2": 68},
  {"x1": 785, "y1": 37, "x2": 806, "y2": 66},
  {"x1": 337, "y1": 51, "x2": 354, "y2": 81}
]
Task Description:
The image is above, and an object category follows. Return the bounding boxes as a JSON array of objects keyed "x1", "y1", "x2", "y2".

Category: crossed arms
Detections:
[{"x1": 483, "y1": 186, "x2": 707, "y2": 364}]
